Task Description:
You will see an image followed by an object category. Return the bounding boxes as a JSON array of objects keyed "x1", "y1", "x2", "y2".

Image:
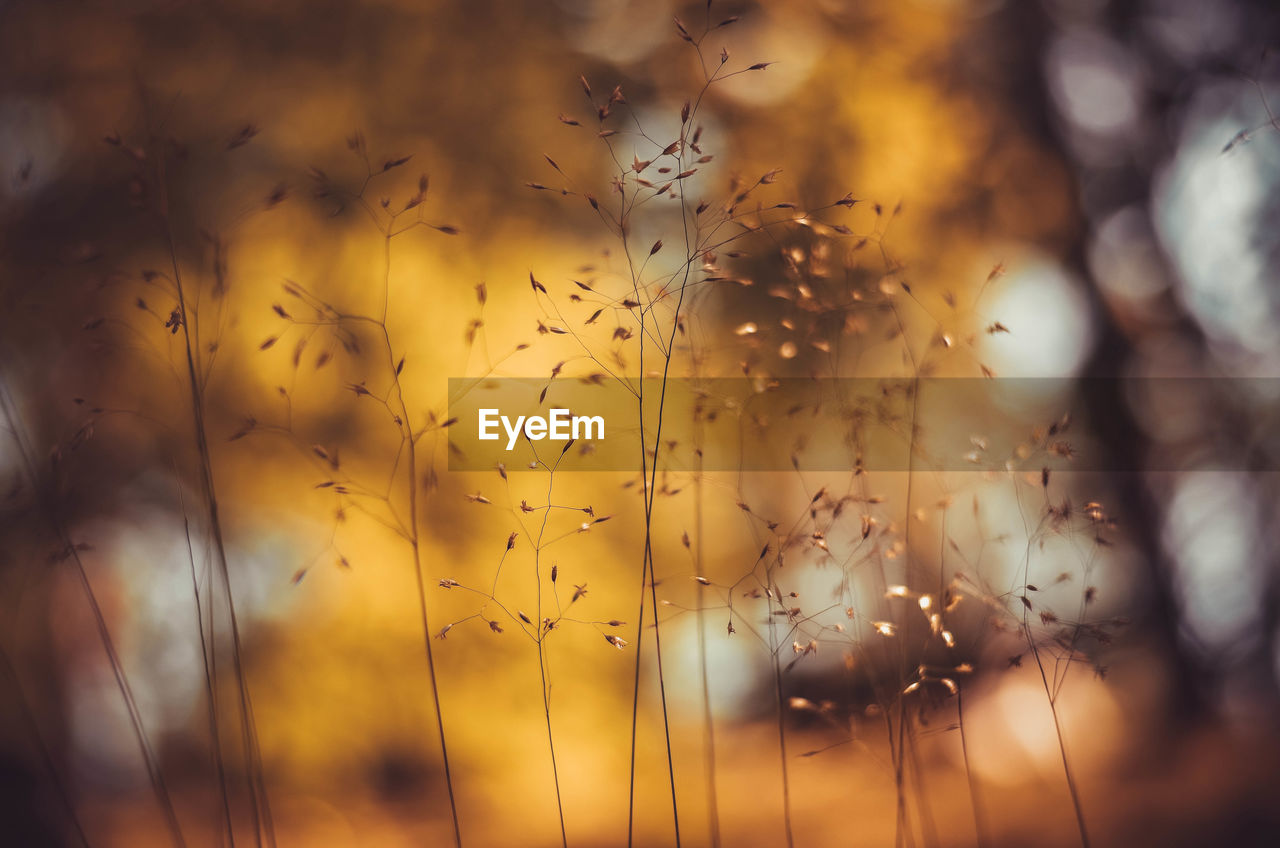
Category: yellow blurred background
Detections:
[{"x1": 3, "y1": 0, "x2": 1280, "y2": 846}]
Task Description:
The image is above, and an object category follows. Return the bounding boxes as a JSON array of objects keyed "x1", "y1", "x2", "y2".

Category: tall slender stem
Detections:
[
  {"x1": 957, "y1": 687, "x2": 989, "y2": 847},
  {"x1": 0, "y1": 374, "x2": 185, "y2": 847},
  {"x1": 535, "y1": 466, "x2": 568, "y2": 847},
  {"x1": 161, "y1": 159, "x2": 272, "y2": 848},
  {"x1": 693, "y1": 413, "x2": 721, "y2": 847},
  {"x1": 376, "y1": 224, "x2": 464, "y2": 847}
]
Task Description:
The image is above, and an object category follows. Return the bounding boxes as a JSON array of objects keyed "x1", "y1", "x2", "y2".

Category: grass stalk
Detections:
[
  {"x1": 535, "y1": 466, "x2": 569, "y2": 848},
  {"x1": 692, "y1": 413, "x2": 721, "y2": 847},
  {"x1": 377, "y1": 237, "x2": 464, "y2": 848},
  {"x1": 0, "y1": 374, "x2": 186, "y2": 848},
  {"x1": 160, "y1": 163, "x2": 273, "y2": 848},
  {"x1": 766, "y1": 592, "x2": 796, "y2": 848},
  {"x1": 174, "y1": 467, "x2": 237, "y2": 845},
  {"x1": 956, "y1": 687, "x2": 989, "y2": 847}
]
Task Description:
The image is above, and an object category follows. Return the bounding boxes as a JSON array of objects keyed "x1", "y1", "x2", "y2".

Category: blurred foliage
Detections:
[{"x1": 2, "y1": 0, "x2": 1280, "y2": 846}]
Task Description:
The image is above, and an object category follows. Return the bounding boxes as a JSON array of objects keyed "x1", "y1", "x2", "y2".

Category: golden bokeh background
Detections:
[{"x1": 3, "y1": 1, "x2": 1280, "y2": 846}]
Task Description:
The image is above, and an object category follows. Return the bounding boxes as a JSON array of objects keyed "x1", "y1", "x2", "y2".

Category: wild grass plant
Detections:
[
  {"x1": 486, "y1": 10, "x2": 1127, "y2": 848},
  {"x1": 0, "y1": 4, "x2": 1137, "y2": 847}
]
